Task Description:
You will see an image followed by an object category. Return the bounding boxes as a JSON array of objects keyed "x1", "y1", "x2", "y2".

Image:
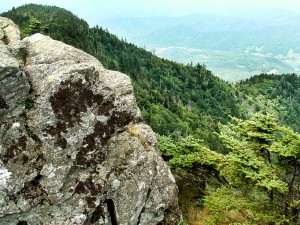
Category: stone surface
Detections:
[
  {"x1": 0, "y1": 16, "x2": 23, "y2": 56},
  {"x1": 0, "y1": 17, "x2": 181, "y2": 224},
  {"x1": 0, "y1": 17, "x2": 30, "y2": 122}
]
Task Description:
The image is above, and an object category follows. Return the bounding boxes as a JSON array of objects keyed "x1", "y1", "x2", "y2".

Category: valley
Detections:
[
  {"x1": 101, "y1": 12, "x2": 300, "y2": 81},
  {"x1": 154, "y1": 46, "x2": 299, "y2": 81}
]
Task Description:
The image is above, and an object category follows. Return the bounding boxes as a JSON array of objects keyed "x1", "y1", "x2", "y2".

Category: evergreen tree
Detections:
[
  {"x1": 160, "y1": 114, "x2": 300, "y2": 224},
  {"x1": 23, "y1": 16, "x2": 46, "y2": 36}
]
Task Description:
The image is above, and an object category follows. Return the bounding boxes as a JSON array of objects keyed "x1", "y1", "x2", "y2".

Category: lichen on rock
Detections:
[{"x1": 0, "y1": 17, "x2": 181, "y2": 225}]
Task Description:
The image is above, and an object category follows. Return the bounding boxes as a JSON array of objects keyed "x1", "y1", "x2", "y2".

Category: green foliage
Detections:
[
  {"x1": 23, "y1": 16, "x2": 47, "y2": 36},
  {"x1": 160, "y1": 114, "x2": 300, "y2": 224},
  {"x1": 1, "y1": 4, "x2": 242, "y2": 151},
  {"x1": 210, "y1": 113, "x2": 300, "y2": 224},
  {"x1": 204, "y1": 186, "x2": 290, "y2": 225},
  {"x1": 219, "y1": 114, "x2": 287, "y2": 193},
  {"x1": 237, "y1": 73, "x2": 300, "y2": 133},
  {"x1": 1, "y1": 4, "x2": 90, "y2": 48},
  {"x1": 158, "y1": 135, "x2": 222, "y2": 172}
]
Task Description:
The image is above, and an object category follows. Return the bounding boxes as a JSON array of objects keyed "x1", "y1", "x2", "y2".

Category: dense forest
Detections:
[
  {"x1": 2, "y1": 4, "x2": 300, "y2": 224},
  {"x1": 1, "y1": 4, "x2": 242, "y2": 151},
  {"x1": 236, "y1": 74, "x2": 300, "y2": 132}
]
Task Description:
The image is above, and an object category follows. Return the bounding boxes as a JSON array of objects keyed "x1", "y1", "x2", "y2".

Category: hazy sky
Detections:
[{"x1": 1, "y1": 0, "x2": 300, "y2": 26}]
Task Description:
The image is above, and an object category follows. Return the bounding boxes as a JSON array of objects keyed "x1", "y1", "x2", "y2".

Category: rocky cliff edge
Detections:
[{"x1": 0, "y1": 17, "x2": 181, "y2": 225}]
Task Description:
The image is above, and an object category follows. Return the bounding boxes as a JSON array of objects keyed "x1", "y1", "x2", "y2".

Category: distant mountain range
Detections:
[{"x1": 100, "y1": 11, "x2": 300, "y2": 81}]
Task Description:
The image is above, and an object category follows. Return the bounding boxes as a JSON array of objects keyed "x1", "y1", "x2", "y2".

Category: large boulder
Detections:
[{"x1": 0, "y1": 17, "x2": 181, "y2": 225}]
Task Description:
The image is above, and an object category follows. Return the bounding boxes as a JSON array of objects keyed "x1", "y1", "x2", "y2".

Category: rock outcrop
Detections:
[{"x1": 0, "y1": 17, "x2": 181, "y2": 225}]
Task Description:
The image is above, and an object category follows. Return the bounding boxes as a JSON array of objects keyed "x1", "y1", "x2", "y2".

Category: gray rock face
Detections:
[
  {"x1": 0, "y1": 17, "x2": 29, "y2": 121},
  {"x1": 0, "y1": 17, "x2": 181, "y2": 225}
]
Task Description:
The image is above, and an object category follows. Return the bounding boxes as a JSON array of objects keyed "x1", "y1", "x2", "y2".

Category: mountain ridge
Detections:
[{"x1": 2, "y1": 4, "x2": 300, "y2": 148}]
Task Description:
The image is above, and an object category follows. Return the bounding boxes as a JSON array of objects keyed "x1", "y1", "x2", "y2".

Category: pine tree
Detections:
[
  {"x1": 23, "y1": 16, "x2": 42, "y2": 36},
  {"x1": 159, "y1": 114, "x2": 300, "y2": 224}
]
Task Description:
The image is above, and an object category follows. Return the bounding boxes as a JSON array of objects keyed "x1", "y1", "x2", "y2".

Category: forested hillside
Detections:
[
  {"x1": 3, "y1": 4, "x2": 300, "y2": 148},
  {"x1": 2, "y1": 4, "x2": 300, "y2": 224},
  {"x1": 1, "y1": 4, "x2": 241, "y2": 151},
  {"x1": 237, "y1": 73, "x2": 300, "y2": 132}
]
